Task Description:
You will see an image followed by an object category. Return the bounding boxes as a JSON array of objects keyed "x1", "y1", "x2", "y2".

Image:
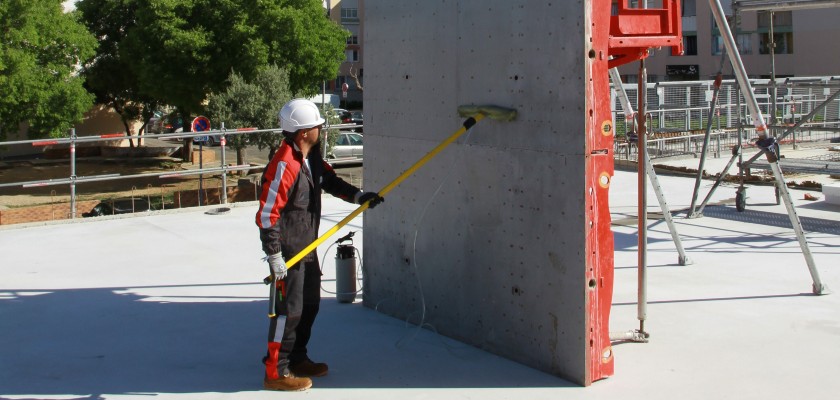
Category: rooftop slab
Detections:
[{"x1": 1, "y1": 168, "x2": 838, "y2": 400}]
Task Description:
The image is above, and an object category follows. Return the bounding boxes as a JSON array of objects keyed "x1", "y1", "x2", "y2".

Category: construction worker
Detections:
[{"x1": 256, "y1": 98, "x2": 383, "y2": 391}]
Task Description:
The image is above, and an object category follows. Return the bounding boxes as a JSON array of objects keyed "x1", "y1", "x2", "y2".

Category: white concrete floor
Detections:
[{"x1": 1, "y1": 164, "x2": 838, "y2": 400}]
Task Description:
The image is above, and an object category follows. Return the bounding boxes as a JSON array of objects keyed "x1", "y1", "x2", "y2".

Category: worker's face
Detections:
[{"x1": 304, "y1": 124, "x2": 323, "y2": 146}]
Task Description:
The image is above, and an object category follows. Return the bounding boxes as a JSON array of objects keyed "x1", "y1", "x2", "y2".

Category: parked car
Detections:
[
  {"x1": 193, "y1": 133, "x2": 222, "y2": 146},
  {"x1": 328, "y1": 132, "x2": 363, "y2": 165},
  {"x1": 342, "y1": 111, "x2": 363, "y2": 132},
  {"x1": 146, "y1": 111, "x2": 165, "y2": 134},
  {"x1": 162, "y1": 113, "x2": 184, "y2": 133},
  {"x1": 83, "y1": 198, "x2": 156, "y2": 217},
  {"x1": 328, "y1": 108, "x2": 349, "y2": 125}
]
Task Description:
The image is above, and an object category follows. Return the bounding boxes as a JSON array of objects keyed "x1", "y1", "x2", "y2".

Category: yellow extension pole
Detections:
[{"x1": 266, "y1": 112, "x2": 486, "y2": 283}]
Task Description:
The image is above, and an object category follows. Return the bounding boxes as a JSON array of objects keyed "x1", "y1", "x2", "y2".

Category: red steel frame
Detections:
[
  {"x1": 585, "y1": 0, "x2": 682, "y2": 385},
  {"x1": 608, "y1": 0, "x2": 683, "y2": 69}
]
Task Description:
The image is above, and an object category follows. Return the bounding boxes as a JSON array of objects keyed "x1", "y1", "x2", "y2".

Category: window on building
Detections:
[
  {"x1": 341, "y1": 7, "x2": 358, "y2": 22},
  {"x1": 683, "y1": 34, "x2": 698, "y2": 55},
  {"x1": 759, "y1": 32, "x2": 794, "y2": 54},
  {"x1": 711, "y1": 35, "x2": 724, "y2": 55},
  {"x1": 757, "y1": 11, "x2": 793, "y2": 29},
  {"x1": 345, "y1": 49, "x2": 359, "y2": 62},
  {"x1": 682, "y1": 0, "x2": 697, "y2": 17},
  {"x1": 756, "y1": 10, "x2": 793, "y2": 55},
  {"x1": 347, "y1": 35, "x2": 359, "y2": 45},
  {"x1": 736, "y1": 33, "x2": 752, "y2": 55}
]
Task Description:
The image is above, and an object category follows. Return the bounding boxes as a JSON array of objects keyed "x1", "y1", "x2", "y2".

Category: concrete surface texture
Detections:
[
  {"x1": 1, "y1": 166, "x2": 838, "y2": 399},
  {"x1": 363, "y1": 0, "x2": 599, "y2": 384}
]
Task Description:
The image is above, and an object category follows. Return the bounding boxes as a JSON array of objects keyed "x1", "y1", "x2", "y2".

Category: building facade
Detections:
[
  {"x1": 327, "y1": 0, "x2": 364, "y2": 106},
  {"x1": 614, "y1": 0, "x2": 840, "y2": 82}
]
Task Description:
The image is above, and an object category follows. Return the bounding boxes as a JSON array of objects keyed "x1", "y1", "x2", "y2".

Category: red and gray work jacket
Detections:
[{"x1": 256, "y1": 139, "x2": 360, "y2": 261}]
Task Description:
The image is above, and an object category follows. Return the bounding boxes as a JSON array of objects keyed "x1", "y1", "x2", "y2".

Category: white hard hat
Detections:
[{"x1": 279, "y1": 99, "x2": 325, "y2": 132}]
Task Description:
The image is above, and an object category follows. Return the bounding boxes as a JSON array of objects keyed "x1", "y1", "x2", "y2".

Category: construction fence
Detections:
[
  {"x1": 0, "y1": 124, "x2": 362, "y2": 226},
  {"x1": 612, "y1": 75, "x2": 840, "y2": 161}
]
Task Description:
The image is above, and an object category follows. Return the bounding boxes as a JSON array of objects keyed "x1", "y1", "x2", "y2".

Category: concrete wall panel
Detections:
[{"x1": 363, "y1": 0, "x2": 597, "y2": 385}]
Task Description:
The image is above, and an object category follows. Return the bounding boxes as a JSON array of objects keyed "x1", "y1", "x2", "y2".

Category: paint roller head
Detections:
[{"x1": 457, "y1": 105, "x2": 518, "y2": 122}]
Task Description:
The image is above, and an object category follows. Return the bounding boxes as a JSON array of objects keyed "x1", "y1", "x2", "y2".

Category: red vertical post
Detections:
[
  {"x1": 586, "y1": 0, "x2": 683, "y2": 384},
  {"x1": 585, "y1": 0, "x2": 616, "y2": 385}
]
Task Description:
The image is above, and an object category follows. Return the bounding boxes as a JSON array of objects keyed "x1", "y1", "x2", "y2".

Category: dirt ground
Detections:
[{"x1": 0, "y1": 157, "x2": 252, "y2": 209}]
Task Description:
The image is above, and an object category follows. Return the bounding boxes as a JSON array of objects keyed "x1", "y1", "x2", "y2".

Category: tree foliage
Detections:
[
  {"x1": 206, "y1": 64, "x2": 292, "y2": 165},
  {"x1": 78, "y1": 0, "x2": 159, "y2": 145},
  {"x1": 78, "y1": 0, "x2": 347, "y2": 158},
  {"x1": 0, "y1": 0, "x2": 97, "y2": 139},
  {"x1": 93, "y1": 0, "x2": 348, "y2": 119}
]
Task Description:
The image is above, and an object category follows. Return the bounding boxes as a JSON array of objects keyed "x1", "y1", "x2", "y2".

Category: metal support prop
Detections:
[
  {"x1": 709, "y1": 0, "x2": 826, "y2": 295},
  {"x1": 688, "y1": 49, "x2": 730, "y2": 217},
  {"x1": 765, "y1": 152, "x2": 826, "y2": 294},
  {"x1": 608, "y1": 68, "x2": 633, "y2": 125},
  {"x1": 688, "y1": 73, "x2": 724, "y2": 218},
  {"x1": 604, "y1": 0, "x2": 685, "y2": 343},
  {"x1": 644, "y1": 149, "x2": 691, "y2": 266},
  {"x1": 695, "y1": 146, "x2": 741, "y2": 215},
  {"x1": 70, "y1": 129, "x2": 77, "y2": 219},
  {"x1": 610, "y1": 67, "x2": 690, "y2": 266},
  {"x1": 196, "y1": 134, "x2": 203, "y2": 207},
  {"x1": 769, "y1": 11, "x2": 778, "y2": 135},
  {"x1": 220, "y1": 122, "x2": 228, "y2": 204},
  {"x1": 637, "y1": 60, "x2": 649, "y2": 335},
  {"x1": 736, "y1": 84, "x2": 748, "y2": 211},
  {"x1": 709, "y1": 0, "x2": 768, "y2": 136}
]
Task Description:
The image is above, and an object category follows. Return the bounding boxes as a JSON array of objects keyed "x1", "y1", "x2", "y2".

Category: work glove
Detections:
[
  {"x1": 358, "y1": 192, "x2": 384, "y2": 209},
  {"x1": 266, "y1": 253, "x2": 287, "y2": 280}
]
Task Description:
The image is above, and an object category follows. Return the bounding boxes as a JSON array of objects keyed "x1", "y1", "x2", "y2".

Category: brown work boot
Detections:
[
  {"x1": 263, "y1": 373, "x2": 313, "y2": 391},
  {"x1": 289, "y1": 359, "x2": 329, "y2": 377}
]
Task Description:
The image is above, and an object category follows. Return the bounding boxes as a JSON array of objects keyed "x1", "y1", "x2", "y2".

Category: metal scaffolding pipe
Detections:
[
  {"x1": 1, "y1": 165, "x2": 254, "y2": 189},
  {"x1": 710, "y1": 0, "x2": 770, "y2": 139},
  {"x1": 711, "y1": 0, "x2": 827, "y2": 295},
  {"x1": 637, "y1": 60, "x2": 649, "y2": 334}
]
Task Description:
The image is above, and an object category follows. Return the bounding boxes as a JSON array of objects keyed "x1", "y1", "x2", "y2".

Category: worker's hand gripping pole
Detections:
[{"x1": 262, "y1": 107, "x2": 515, "y2": 309}]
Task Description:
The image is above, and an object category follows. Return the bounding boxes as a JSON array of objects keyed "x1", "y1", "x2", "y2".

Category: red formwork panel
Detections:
[
  {"x1": 608, "y1": 0, "x2": 683, "y2": 69},
  {"x1": 585, "y1": 0, "x2": 616, "y2": 385},
  {"x1": 585, "y1": 0, "x2": 682, "y2": 384}
]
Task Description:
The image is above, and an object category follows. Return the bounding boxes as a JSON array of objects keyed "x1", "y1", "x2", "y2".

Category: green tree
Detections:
[
  {"x1": 206, "y1": 64, "x2": 292, "y2": 166},
  {"x1": 254, "y1": 0, "x2": 349, "y2": 95},
  {"x1": 77, "y1": 0, "x2": 160, "y2": 147},
  {"x1": 0, "y1": 0, "x2": 97, "y2": 139},
  {"x1": 79, "y1": 0, "x2": 347, "y2": 158},
  {"x1": 123, "y1": 0, "x2": 346, "y2": 110}
]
